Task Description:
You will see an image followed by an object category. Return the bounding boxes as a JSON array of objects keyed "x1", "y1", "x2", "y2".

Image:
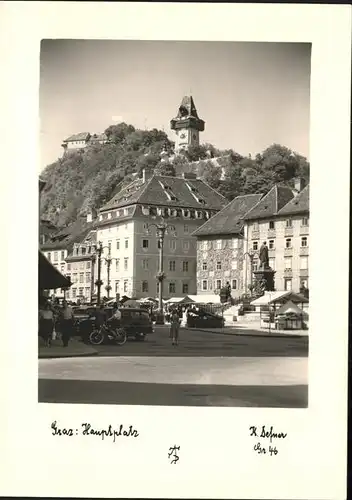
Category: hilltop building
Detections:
[
  {"x1": 170, "y1": 96, "x2": 205, "y2": 153},
  {"x1": 96, "y1": 170, "x2": 226, "y2": 299},
  {"x1": 61, "y1": 132, "x2": 108, "y2": 154}
]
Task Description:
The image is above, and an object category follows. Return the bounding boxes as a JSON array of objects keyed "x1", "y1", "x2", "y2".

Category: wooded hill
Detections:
[{"x1": 40, "y1": 122, "x2": 310, "y2": 228}]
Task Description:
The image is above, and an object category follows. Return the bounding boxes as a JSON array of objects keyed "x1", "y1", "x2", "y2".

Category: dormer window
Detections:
[
  {"x1": 196, "y1": 211, "x2": 202, "y2": 219},
  {"x1": 269, "y1": 221, "x2": 275, "y2": 229}
]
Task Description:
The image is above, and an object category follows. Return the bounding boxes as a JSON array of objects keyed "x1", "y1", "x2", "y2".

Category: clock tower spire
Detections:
[{"x1": 170, "y1": 96, "x2": 205, "y2": 154}]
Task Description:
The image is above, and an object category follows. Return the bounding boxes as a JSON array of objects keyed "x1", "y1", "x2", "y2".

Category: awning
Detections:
[
  {"x1": 251, "y1": 291, "x2": 309, "y2": 307},
  {"x1": 276, "y1": 300, "x2": 309, "y2": 319},
  {"x1": 165, "y1": 296, "x2": 194, "y2": 304},
  {"x1": 39, "y1": 251, "x2": 71, "y2": 290},
  {"x1": 187, "y1": 294, "x2": 221, "y2": 304}
]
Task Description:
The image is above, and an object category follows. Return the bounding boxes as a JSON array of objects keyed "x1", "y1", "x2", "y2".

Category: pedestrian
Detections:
[
  {"x1": 170, "y1": 310, "x2": 180, "y2": 346},
  {"x1": 95, "y1": 303, "x2": 107, "y2": 329},
  {"x1": 61, "y1": 300, "x2": 74, "y2": 347},
  {"x1": 39, "y1": 301, "x2": 54, "y2": 347}
]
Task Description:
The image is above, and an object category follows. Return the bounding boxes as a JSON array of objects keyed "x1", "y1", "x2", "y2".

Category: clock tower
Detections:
[{"x1": 170, "y1": 96, "x2": 205, "y2": 153}]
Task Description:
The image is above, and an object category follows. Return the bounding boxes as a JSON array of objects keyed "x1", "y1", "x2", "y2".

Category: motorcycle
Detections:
[{"x1": 89, "y1": 323, "x2": 127, "y2": 346}]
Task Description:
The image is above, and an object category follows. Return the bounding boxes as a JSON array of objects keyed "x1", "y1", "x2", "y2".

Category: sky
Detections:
[{"x1": 40, "y1": 40, "x2": 311, "y2": 170}]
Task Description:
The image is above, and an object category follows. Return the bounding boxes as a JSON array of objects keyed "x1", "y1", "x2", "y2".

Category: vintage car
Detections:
[
  {"x1": 77, "y1": 307, "x2": 154, "y2": 342},
  {"x1": 186, "y1": 309, "x2": 225, "y2": 329}
]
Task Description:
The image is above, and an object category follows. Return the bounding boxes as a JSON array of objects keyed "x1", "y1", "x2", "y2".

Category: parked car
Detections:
[
  {"x1": 186, "y1": 309, "x2": 224, "y2": 329},
  {"x1": 77, "y1": 307, "x2": 154, "y2": 343}
]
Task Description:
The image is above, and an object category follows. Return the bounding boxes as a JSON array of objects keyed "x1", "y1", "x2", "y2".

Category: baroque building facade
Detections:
[{"x1": 96, "y1": 170, "x2": 226, "y2": 299}]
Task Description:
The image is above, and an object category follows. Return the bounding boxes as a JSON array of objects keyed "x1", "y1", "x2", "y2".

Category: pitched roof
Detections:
[
  {"x1": 63, "y1": 132, "x2": 90, "y2": 142},
  {"x1": 99, "y1": 175, "x2": 227, "y2": 212},
  {"x1": 244, "y1": 185, "x2": 295, "y2": 221},
  {"x1": 40, "y1": 219, "x2": 96, "y2": 251},
  {"x1": 277, "y1": 184, "x2": 310, "y2": 215},
  {"x1": 90, "y1": 133, "x2": 108, "y2": 141},
  {"x1": 177, "y1": 95, "x2": 200, "y2": 119},
  {"x1": 192, "y1": 194, "x2": 263, "y2": 237}
]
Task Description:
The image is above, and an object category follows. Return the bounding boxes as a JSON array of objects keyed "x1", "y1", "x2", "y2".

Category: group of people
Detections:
[{"x1": 38, "y1": 299, "x2": 74, "y2": 347}]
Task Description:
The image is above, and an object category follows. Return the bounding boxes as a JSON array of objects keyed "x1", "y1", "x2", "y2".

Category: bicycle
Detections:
[{"x1": 89, "y1": 323, "x2": 127, "y2": 346}]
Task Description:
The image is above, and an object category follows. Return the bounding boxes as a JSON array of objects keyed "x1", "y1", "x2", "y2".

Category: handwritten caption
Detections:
[
  {"x1": 168, "y1": 445, "x2": 180, "y2": 464},
  {"x1": 51, "y1": 421, "x2": 139, "y2": 443},
  {"x1": 249, "y1": 425, "x2": 287, "y2": 456}
]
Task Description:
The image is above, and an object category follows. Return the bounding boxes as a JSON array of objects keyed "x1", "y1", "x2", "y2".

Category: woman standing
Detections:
[
  {"x1": 39, "y1": 302, "x2": 54, "y2": 347},
  {"x1": 170, "y1": 310, "x2": 180, "y2": 346},
  {"x1": 61, "y1": 300, "x2": 74, "y2": 347}
]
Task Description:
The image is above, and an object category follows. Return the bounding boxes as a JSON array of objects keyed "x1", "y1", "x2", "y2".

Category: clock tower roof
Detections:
[{"x1": 170, "y1": 95, "x2": 205, "y2": 132}]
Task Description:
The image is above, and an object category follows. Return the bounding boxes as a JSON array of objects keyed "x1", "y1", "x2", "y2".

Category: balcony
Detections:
[{"x1": 284, "y1": 269, "x2": 293, "y2": 277}]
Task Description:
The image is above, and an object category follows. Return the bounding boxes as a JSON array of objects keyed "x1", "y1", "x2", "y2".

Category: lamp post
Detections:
[
  {"x1": 103, "y1": 254, "x2": 119, "y2": 300},
  {"x1": 90, "y1": 241, "x2": 111, "y2": 305},
  {"x1": 243, "y1": 250, "x2": 257, "y2": 296},
  {"x1": 146, "y1": 217, "x2": 174, "y2": 324}
]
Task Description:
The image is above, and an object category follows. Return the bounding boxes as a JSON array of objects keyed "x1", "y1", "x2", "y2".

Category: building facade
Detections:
[
  {"x1": 61, "y1": 132, "x2": 108, "y2": 154},
  {"x1": 96, "y1": 172, "x2": 226, "y2": 299},
  {"x1": 193, "y1": 194, "x2": 263, "y2": 298},
  {"x1": 243, "y1": 183, "x2": 309, "y2": 294}
]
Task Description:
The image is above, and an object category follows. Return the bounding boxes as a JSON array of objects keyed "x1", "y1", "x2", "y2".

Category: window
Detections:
[
  {"x1": 125, "y1": 239, "x2": 129, "y2": 249},
  {"x1": 72, "y1": 288, "x2": 77, "y2": 298},
  {"x1": 302, "y1": 217, "x2": 309, "y2": 226},
  {"x1": 116, "y1": 240, "x2": 120, "y2": 250},
  {"x1": 253, "y1": 222, "x2": 259, "y2": 231},
  {"x1": 169, "y1": 282, "x2": 176, "y2": 294},
  {"x1": 80, "y1": 262, "x2": 85, "y2": 269},
  {"x1": 85, "y1": 272, "x2": 90, "y2": 282},
  {"x1": 285, "y1": 238, "x2": 292, "y2": 248},
  {"x1": 124, "y1": 258, "x2": 128, "y2": 271},
  {"x1": 170, "y1": 240, "x2": 177, "y2": 250},
  {"x1": 115, "y1": 281, "x2": 120, "y2": 293},
  {"x1": 202, "y1": 261, "x2": 207, "y2": 271},
  {"x1": 61, "y1": 251, "x2": 65, "y2": 260},
  {"x1": 183, "y1": 241, "x2": 190, "y2": 251},
  {"x1": 231, "y1": 279, "x2": 237, "y2": 290},
  {"x1": 67, "y1": 263, "x2": 71, "y2": 270},
  {"x1": 123, "y1": 280, "x2": 128, "y2": 293},
  {"x1": 232, "y1": 238, "x2": 238, "y2": 249},
  {"x1": 72, "y1": 273, "x2": 77, "y2": 283},
  {"x1": 269, "y1": 239, "x2": 275, "y2": 250},
  {"x1": 79, "y1": 287, "x2": 84, "y2": 296},
  {"x1": 286, "y1": 219, "x2": 293, "y2": 227},
  {"x1": 284, "y1": 257, "x2": 292, "y2": 270},
  {"x1": 53, "y1": 251, "x2": 58, "y2": 262},
  {"x1": 169, "y1": 260, "x2": 176, "y2": 271},
  {"x1": 108, "y1": 241, "x2": 112, "y2": 253},
  {"x1": 269, "y1": 258, "x2": 275, "y2": 270},
  {"x1": 301, "y1": 236, "x2": 308, "y2": 247},
  {"x1": 47, "y1": 252, "x2": 51, "y2": 261},
  {"x1": 142, "y1": 281, "x2": 149, "y2": 292},
  {"x1": 269, "y1": 221, "x2": 275, "y2": 229},
  {"x1": 183, "y1": 261, "x2": 189, "y2": 272},
  {"x1": 252, "y1": 260, "x2": 258, "y2": 271},
  {"x1": 216, "y1": 279, "x2": 222, "y2": 290},
  {"x1": 253, "y1": 241, "x2": 258, "y2": 251},
  {"x1": 184, "y1": 225, "x2": 189, "y2": 234},
  {"x1": 284, "y1": 278, "x2": 292, "y2": 291},
  {"x1": 231, "y1": 260, "x2": 237, "y2": 270},
  {"x1": 60, "y1": 264, "x2": 65, "y2": 273},
  {"x1": 202, "y1": 280, "x2": 208, "y2": 291},
  {"x1": 216, "y1": 261, "x2": 221, "y2": 270},
  {"x1": 115, "y1": 259, "x2": 120, "y2": 271},
  {"x1": 85, "y1": 287, "x2": 90, "y2": 297},
  {"x1": 79, "y1": 273, "x2": 84, "y2": 283},
  {"x1": 75, "y1": 247, "x2": 79, "y2": 256},
  {"x1": 81, "y1": 247, "x2": 86, "y2": 256},
  {"x1": 142, "y1": 259, "x2": 149, "y2": 270},
  {"x1": 300, "y1": 256, "x2": 308, "y2": 269},
  {"x1": 86, "y1": 261, "x2": 91, "y2": 269},
  {"x1": 182, "y1": 283, "x2": 189, "y2": 294},
  {"x1": 200, "y1": 240, "x2": 207, "y2": 251},
  {"x1": 142, "y1": 239, "x2": 149, "y2": 249},
  {"x1": 216, "y1": 240, "x2": 222, "y2": 250}
]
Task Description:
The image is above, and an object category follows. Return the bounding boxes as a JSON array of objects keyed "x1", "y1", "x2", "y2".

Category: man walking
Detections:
[
  {"x1": 61, "y1": 300, "x2": 74, "y2": 347},
  {"x1": 170, "y1": 310, "x2": 180, "y2": 346}
]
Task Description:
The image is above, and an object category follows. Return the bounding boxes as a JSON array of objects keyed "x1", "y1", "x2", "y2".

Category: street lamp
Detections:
[
  {"x1": 146, "y1": 217, "x2": 174, "y2": 324},
  {"x1": 90, "y1": 241, "x2": 111, "y2": 305},
  {"x1": 243, "y1": 250, "x2": 258, "y2": 296},
  {"x1": 103, "y1": 254, "x2": 119, "y2": 299}
]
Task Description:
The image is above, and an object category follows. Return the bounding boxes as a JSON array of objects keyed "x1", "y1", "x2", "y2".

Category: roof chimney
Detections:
[{"x1": 293, "y1": 177, "x2": 306, "y2": 193}]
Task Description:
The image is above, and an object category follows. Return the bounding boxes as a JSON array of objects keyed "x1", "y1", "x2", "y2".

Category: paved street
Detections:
[{"x1": 38, "y1": 326, "x2": 308, "y2": 407}]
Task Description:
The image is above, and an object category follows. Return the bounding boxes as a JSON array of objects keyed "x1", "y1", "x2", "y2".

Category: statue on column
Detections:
[{"x1": 259, "y1": 241, "x2": 269, "y2": 269}]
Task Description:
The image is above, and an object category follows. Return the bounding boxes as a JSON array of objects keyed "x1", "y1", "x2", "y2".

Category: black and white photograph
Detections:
[
  {"x1": 2, "y1": 3, "x2": 350, "y2": 499},
  {"x1": 38, "y1": 40, "x2": 311, "y2": 408}
]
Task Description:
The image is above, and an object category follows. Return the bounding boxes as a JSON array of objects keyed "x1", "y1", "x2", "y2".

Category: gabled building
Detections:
[
  {"x1": 243, "y1": 180, "x2": 309, "y2": 293},
  {"x1": 192, "y1": 194, "x2": 263, "y2": 298},
  {"x1": 61, "y1": 132, "x2": 91, "y2": 152},
  {"x1": 96, "y1": 170, "x2": 226, "y2": 299}
]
